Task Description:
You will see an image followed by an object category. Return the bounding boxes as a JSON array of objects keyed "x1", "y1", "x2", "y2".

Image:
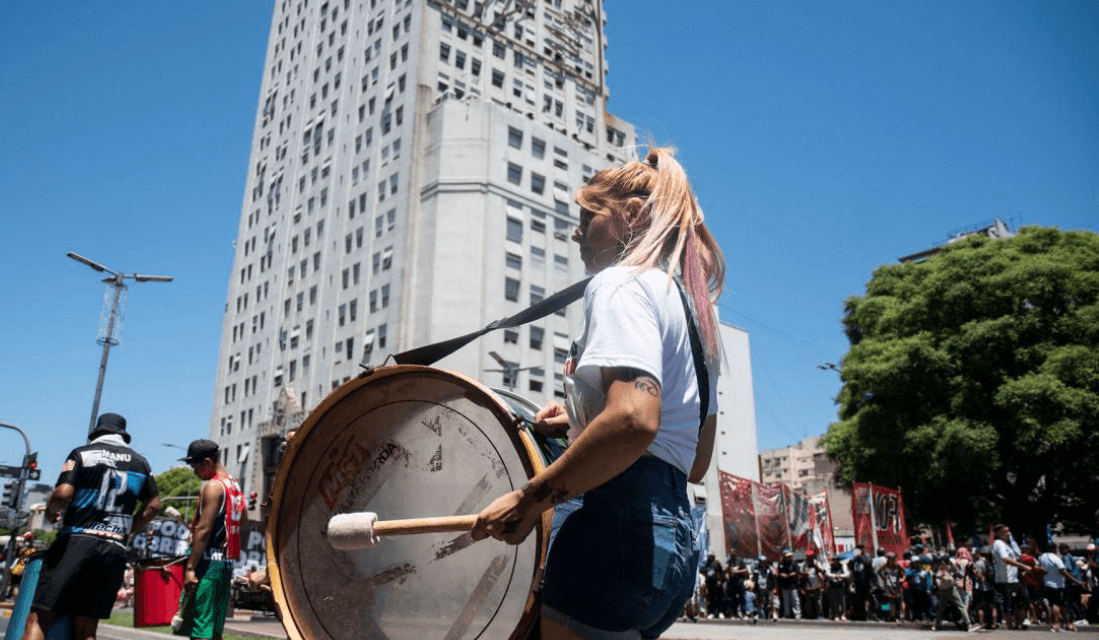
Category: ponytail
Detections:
[{"x1": 579, "y1": 147, "x2": 725, "y2": 366}]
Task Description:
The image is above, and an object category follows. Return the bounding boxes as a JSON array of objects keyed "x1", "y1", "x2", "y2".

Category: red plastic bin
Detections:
[{"x1": 134, "y1": 560, "x2": 185, "y2": 627}]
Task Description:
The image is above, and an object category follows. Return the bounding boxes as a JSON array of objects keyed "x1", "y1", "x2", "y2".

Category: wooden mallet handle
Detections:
[
  {"x1": 327, "y1": 512, "x2": 478, "y2": 550},
  {"x1": 374, "y1": 514, "x2": 477, "y2": 536}
]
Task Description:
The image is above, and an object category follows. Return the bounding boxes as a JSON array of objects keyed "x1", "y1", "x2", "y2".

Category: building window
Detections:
[
  {"x1": 506, "y1": 217, "x2": 523, "y2": 242},
  {"x1": 529, "y1": 326, "x2": 544, "y2": 350},
  {"x1": 531, "y1": 137, "x2": 545, "y2": 158},
  {"x1": 505, "y1": 277, "x2": 520, "y2": 302},
  {"x1": 505, "y1": 252, "x2": 522, "y2": 270},
  {"x1": 508, "y1": 127, "x2": 523, "y2": 149},
  {"x1": 507, "y1": 162, "x2": 522, "y2": 185},
  {"x1": 492, "y1": 69, "x2": 504, "y2": 88},
  {"x1": 530, "y1": 284, "x2": 544, "y2": 305},
  {"x1": 504, "y1": 329, "x2": 518, "y2": 344},
  {"x1": 531, "y1": 172, "x2": 544, "y2": 195}
]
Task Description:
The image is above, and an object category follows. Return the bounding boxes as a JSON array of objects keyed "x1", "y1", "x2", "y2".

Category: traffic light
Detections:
[
  {"x1": 24, "y1": 452, "x2": 40, "y2": 481},
  {"x1": 248, "y1": 491, "x2": 258, "y2": 510},
  {"x1": 1, "y1": 479, "x2": 15, "y2": 509}
]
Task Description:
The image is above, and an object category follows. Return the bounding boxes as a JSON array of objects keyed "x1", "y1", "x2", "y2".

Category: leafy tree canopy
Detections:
[
  {"x1": 155, "y1": 466, "x2": 202, "y2": 522},
  {"x1": 821, "y1": 226, "x2": 1099, "y2": 541}
]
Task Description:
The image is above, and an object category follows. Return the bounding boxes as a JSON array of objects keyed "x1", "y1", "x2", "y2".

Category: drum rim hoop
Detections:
[{"x1": 265, "y1": 364, "x2": 551, "y2": 640}]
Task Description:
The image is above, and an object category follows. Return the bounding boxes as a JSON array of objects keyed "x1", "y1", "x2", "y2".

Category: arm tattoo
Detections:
[
  {"x1": 632, "y1": 376, "x2": 659, "y2": 398},
  {"x1": 606, "y1": 367, "x2": 660, "y2": 398},
  {"x1": 521, "y1": 482, "x2": 568, "y2": 504},
  {"x1": 521, "y1": 482, "x2": 553, "y2": 502}
]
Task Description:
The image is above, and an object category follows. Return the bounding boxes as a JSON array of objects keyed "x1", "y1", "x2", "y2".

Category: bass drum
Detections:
[{"x1": 267, "y1": 365, "x2": 557, "y2": 640}]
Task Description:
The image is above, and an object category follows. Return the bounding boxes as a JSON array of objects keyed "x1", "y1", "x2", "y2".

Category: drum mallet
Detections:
[{"x1": 327, "y1": 512, "x2": 482, "y2": 550}]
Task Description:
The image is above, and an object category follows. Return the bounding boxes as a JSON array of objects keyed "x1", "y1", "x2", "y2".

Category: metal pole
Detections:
[
  {"x1": 868, "y1": 484, "x2": 880, "y2": 552},
  {"x1": 0, "y1": 422, "x2": 32, "y2": 601},
  {"x1": 88, "y1": 277, "x2": 123, "y2": 434}
]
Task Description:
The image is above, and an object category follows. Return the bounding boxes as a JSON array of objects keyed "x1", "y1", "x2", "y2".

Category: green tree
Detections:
[
  {"x1": 155, "y1": 466, "x2": 202, "y2": 522},
  {"x1": 822, "y1": 226, "x2": 1099, "y2": 542}
]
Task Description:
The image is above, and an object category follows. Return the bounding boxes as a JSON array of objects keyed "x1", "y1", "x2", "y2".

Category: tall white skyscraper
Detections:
[{"x1": 209, "y1": 0, "x2": 639, "y2": 509}]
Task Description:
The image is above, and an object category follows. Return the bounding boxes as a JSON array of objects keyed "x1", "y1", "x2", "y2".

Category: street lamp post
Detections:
[{"x1": 67, "y1": 252, "x2": 173, "y2": 435}]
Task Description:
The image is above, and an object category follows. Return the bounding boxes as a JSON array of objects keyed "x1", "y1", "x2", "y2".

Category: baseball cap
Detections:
[{"x1": 179, "y1": 439, "x2": 219, "y2": 463}]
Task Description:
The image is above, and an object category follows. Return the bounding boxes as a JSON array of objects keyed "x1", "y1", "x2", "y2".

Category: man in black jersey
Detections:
[{"x1": 22, "y1": 413, "x2": 160, "y2": 640}]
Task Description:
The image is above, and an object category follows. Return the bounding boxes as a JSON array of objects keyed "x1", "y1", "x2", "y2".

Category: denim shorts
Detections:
[{"x1": 541, "y1": 456, "x2": 698, "y2": 640}]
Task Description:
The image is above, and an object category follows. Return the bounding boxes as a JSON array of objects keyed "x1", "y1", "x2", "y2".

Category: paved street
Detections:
[
  {"x1": 662, "y1": 618, "x2": 1096, "y2": 640},
  {"x1": 4, "y1": 608, "x2": 1097, "y2": 640}
]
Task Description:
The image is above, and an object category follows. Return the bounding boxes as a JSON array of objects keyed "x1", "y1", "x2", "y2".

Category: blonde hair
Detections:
[{"x1": 577, "y1": 147, "x2": 725, "y2": 365}]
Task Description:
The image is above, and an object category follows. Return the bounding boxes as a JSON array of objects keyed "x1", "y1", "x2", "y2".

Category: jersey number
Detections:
[{"x1": 97, "y1": 470, "x2": 128, "y2": 513}]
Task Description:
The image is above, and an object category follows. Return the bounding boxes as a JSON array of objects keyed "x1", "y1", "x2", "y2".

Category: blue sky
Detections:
[{"x1": 1, "y1": 0, "x2": 1096, "y2": 480}]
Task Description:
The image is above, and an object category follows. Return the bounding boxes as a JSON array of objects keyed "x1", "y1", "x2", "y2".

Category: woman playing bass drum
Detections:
[{"x1": 472, "y1": 146, "x2": 724, "y2": 640}]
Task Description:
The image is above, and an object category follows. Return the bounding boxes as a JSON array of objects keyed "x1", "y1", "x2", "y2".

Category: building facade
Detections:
[{"x1": 209, "y1": 0, "x2": 640, "y2": 513}]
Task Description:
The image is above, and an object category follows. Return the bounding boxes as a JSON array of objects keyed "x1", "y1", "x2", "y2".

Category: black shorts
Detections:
[
  {"x1": 994, "y1": 582, "x2": 1028, "y2": 615},
  {"x1": 33, "y1": 535, "x2": 128, "y2": 619},
  {"x1": 1046, "y1": 587, "x2": 1065, "y2": 606}
]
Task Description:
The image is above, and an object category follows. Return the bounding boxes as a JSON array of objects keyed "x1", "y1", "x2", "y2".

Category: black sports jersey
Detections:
[{"x1": 57, "y1": 440, "x2": 157, "y2": 542}]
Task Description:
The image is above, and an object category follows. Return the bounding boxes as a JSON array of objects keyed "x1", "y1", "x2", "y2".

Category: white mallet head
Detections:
[{"x1": 327, "y1": 512, "x2": 379, "y2": 550}]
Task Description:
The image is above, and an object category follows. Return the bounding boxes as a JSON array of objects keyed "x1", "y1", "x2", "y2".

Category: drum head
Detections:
[{"x1": 268, "y1": 366, "x2": 547, "y2": 640}]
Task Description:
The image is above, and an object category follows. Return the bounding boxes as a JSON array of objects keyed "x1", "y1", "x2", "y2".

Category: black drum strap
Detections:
[
  {"x1": 675, "y1": 281, "x2": 710, "y2": 433},
  {"x1": 393, "y1": 277, "x2": 592, "y2": 366}
]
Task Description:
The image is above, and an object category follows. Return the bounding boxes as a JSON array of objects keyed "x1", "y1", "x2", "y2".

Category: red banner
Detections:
[
  {"x1": 718, "y1": 471, "x2": 758, "y2": 559},
  {"x1": 755, "y1": 482, "x2": 788, "y2": 561},
  {"x1": 851, "y1": 483, "x2": 908, "y2": 556}
]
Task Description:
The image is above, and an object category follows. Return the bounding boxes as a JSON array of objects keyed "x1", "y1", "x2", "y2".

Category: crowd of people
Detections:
[{"x1": 683, "y1": 533, "x2": 1099, "y2": 632}]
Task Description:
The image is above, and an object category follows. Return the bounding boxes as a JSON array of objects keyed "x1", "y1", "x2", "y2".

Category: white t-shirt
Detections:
[
  {"x1": 1039, "y1": 552, "x2": 1066, "y2": 589},
  {"x1": 993, "y1": 538, "x2": 1020, "y2": 584},
  {"x1": 564, "y1": 266, "x2": 719, "y2": 475}
]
